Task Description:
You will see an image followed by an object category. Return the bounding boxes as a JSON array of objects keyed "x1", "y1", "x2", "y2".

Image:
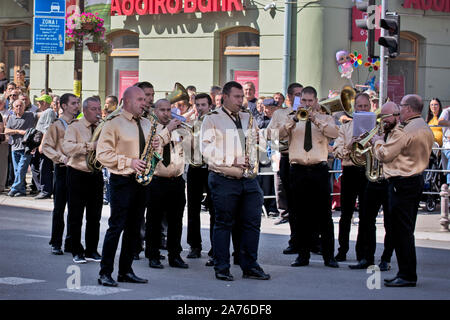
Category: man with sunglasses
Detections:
[{"x1": 372, "y1": 95, "x2": 434, "y2": 287}]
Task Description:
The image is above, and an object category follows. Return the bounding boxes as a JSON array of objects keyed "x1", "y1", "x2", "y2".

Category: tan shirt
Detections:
[
  {"x1": 63, "y1": 117, "x2": 97, "y2": 173},
  {"x1": 201, "y1": 107, "x2": 256, "y2": 179},
  {"x1": 374, "y1": 116, "x2": 434, "y2": 178},
  {"x1": 177, "y1": 115, "x2": 206, "y2": 167},
  {"x1": 96, "y1": 109, "x2": 160, "y2": 176},
  {"x1": 153, "y1": 123, "x2": 185, "y2": 178},
  {"x1": 41, "y1": 115, "x2": 72, "y2": 165},
  {"x1": 266, "y1": 106, "x2": 293, "y2": 154},
  {"x1": 333, "y1": 120, "x2": 355, "y2": 167},
  {"x1": 279, "y1": 112, "x2": 339, "y2": 165}
]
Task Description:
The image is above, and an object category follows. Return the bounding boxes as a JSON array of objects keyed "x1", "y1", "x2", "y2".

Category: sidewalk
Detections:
[{"x1": 1, "y1": 189, "x2": 449, "y2": 243}]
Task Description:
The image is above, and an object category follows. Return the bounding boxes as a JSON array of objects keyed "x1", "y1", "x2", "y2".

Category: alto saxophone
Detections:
[
  {"x1": 242, "y1": 110, "x2": 259, "y2": 179},
  {"x1": 135, "y1": 112, "x2": 163, "y2": 186}
]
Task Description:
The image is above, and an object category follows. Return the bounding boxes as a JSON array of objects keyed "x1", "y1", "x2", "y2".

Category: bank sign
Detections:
[
  {"x1": 33, "y1": 0, "x2": 66, "y2": 54},
  {"x1": 111, "y1": 0, "x2": 244, "y2": 15}
]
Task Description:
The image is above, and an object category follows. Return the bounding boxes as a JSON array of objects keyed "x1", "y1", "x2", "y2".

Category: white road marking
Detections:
[
  {"x1": 58, "y1": 286, "x2": 131, "y2": 295},
  {"x1": 0, "y1": 277, "x2": 46, "y2": 285},
  {"x1": 149, "y1": 295, "x2": 214, "y2": 300}
]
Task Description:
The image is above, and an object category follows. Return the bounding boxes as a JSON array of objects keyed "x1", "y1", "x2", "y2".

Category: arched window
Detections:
[
  {"x1": 106, "y1": 31, "x2": 139, "y2": 100},
  {"x1": 2, "y1": 23, "x2": 31, "y2": 85},
  {"x1": 220, "y1": 27, "x2": 260, "y2": 94},
  {"x1": 387, "y1": 32, "x2": 418, "y2": 104}
]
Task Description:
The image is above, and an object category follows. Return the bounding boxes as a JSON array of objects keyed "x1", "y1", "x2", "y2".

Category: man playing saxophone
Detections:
[
  {"x1": 201, "y1": 81, "x2": 270, "y2": 281},
  {"x1": 279, "y1": 86, "x2": 339, "y2": 269},
  {"x1": 62, "y1": 97, "x2": 104, "y2": 264},
  {"x1": 333, "y1": 92, "x2": 371, "y2": 264},
  {"x1": 96, "y1": 86, "x2": 160, "y2": 287}
]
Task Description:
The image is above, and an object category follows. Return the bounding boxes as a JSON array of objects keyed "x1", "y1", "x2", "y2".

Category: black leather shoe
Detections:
[
  {"x1": 324, "y1": 258, "x2": 339, "y2": 268},
  {"x1": 117, "y1": 273, "x2": 148, "y2": 284},
  {"x1": 384, "y1": 276, "x2": 397, "y2": 283},
  {"x1": 215, "y1": 270, "x2": 234, "y2": 281},
  {"x1": 169, "y1": 257, "x2": 189, "y2": 269},
  {"x1": 379, "y1": 260, "x2": 391, "y2": 272},
  {"x1": 243, "y1": 266, "x2": 270, "y2": 280},
  {"x1": 149, "y1": 259, "x2": 164, "y2": 269},
  {"x1": 187, "y1": 247, "x2": 201, "y2": 259},
  {"x1": 160, "y1": 254, "x2": 165, "y2": 260},
  {"x1": 283, "y1": 246, "x2": 297, "y2": 255},
  {"x1": 98, "y1": 274, "x2": 118, "y2": 287},
  {"x1": 205, "y1": 258, "x2": 214, "y2": 267},
  {"x1": 51, "y1": 246, "x2": 63, "y2": 255},
  {"x1": 348, "y1": 259, "x2": 372, "y2": 270},
  {"x1": 334, "y1": 252, "x2": 347, "y2": 262},
  {"x1": 34, "y1": 193, "x2": 51, "y2": 200},
  {"x1": 384, "y1": 277, "x2": 416, "y2": 287},
  {"x1": 291, "y1": 256, "x2": 309, "y2": 267}
]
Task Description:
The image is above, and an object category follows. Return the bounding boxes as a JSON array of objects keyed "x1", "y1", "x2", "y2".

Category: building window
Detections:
[
  {"x1": 106, "y1": 31, "x2": 139, "y2": 100},
  {"x1": 387, "y1": 33, "x2": 418, "y2": 104},
  {"x1": 2, "y1": 23, "x2": 31, "y2": 85},
  {"x1": 220, "y1": 27, "x2": 260, "y2": 94}
]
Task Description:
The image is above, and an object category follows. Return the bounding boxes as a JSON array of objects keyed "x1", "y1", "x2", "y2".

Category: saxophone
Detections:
[
  {"x1": 242, "y1": 110, "x2": 259, "y2": 179},
  {"x1": 86, "y1": 114, "x2": 105, "y2": 173},
  {"x1": 135, "y1": 112, "x2": 163, "y2": 186}
]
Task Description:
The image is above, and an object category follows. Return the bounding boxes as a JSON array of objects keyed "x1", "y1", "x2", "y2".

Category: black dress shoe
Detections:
[
  {"x1": 378, "y1": 260, "x2": 391, "y2": 272},
  {"x1": 187, "y1": 247, "x2": 201, "y2": 259},
  {"x1": 51, "y1": 246, "x2": 63, "y2": 255},
  {"x1": 291, "y1": 256, "x2": 309, "y2": 267},
  {"x1": 205, "y1": 258, "x2": 214, "y2": 267},
  {"x1": 149, "y1": 259, "x2": 164, "y2": 269},
  {"x1": 348, "y1": 259, "x2": 372, "y2": 270},
  {"x1": 169, "y1": 257, "x2": 189, "y2": 269},
  {"x1": 283, "y1": 246, "x2": 297, "y2": 255},
  {"x1": 117, "y1": 273, "x2": 148, "y2": 284},
  {"x1": 324, "y1": 258, "x2": 339, "y2": 268},
  {"x1": 243, "y1": 266, "x2": 270, "y2": 280},
  {"x1": 384, "y1": 277, "x2": 416, "y2": 287},
  {"x1": 215, "y1": 270, "x2": 234, "y2": 281},
  {"x1": 98, "y1": 274, "x2": 118, "y2": 287},
  {"x1": 334, "y1": 252, "x2": 347, "y2": 262},
  {"x1": 384, "y1": 276, "x2": 397, "y2": 283}
]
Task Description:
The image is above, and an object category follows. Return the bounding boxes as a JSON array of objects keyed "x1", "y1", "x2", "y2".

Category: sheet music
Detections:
[{"x1": 352, "y1": 112, "x2": 376, "y2": 137}]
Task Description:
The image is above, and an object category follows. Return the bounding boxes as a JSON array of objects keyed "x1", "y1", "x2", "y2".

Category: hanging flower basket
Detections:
[
  {"x1": 86, "y1": 42, "x2": 102, "y2": 53},
  {"x1": 81, "y1": 22, "x2": 96, "y2": 31}
]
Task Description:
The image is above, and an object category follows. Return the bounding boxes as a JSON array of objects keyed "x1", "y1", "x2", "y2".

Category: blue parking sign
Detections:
[
  {"x1": 34, "y1": 0, "x2": 66, "y2": 55},
  {"x1": 35, "y1": 0, "x2": 66, "y2": 18}
]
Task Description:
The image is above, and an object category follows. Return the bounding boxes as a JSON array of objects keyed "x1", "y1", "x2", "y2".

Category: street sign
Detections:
[{"x1": 33, "y1": 0, "x2": 66, "y2": 54}]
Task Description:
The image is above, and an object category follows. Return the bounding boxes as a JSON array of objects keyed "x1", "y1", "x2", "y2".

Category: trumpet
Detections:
[{"x1": 295, "y1": 107, "x2": 309, "y2": 121}]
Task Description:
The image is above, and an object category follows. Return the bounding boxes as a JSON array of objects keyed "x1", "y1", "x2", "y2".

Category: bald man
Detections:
[
  {"x1": 349, "y1": 102, "x2": 399, "y2": 271},
  {"x1": 96, "y1": 86, "x2": 161, "y2": 287},
  {"x1": 372, "y1": 95, "x2": 434, "y2": 287}
]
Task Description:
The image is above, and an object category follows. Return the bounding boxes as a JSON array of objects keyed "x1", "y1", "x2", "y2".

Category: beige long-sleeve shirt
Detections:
[
  {"x1": 373, "y1": 116, "x2": 434, "y2": 178},
  {"x1": 153, "y1": 123, "x2": 185, "y2": 178},
  {"x1": 41, "y1": 115, "x2": 73, "y2": 165},
  {"x1": 333, "y1": 120, "x2": 355, "y2": 167},
  {"x1": 265, "y1": 106, "x2": 293, "y2": 154}
]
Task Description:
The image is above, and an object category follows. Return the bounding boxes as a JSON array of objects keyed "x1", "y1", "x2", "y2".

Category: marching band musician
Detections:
[
  {"x1": 184, "y1": 93, "x2": 216, "y2": 263},
  {"x1": 333, "y1": 93, "x2": 371, "y2": 263},
  {"x1": 145, "y1": 99, "x2": 190, "y2": 270},
  {"x1": 62, "y1": 97, "x2": 104, "y2": 264},
  {"x1": 349, "y1": 102, "x2": 399, "y2": 271},
  {"x1": 372, "y1": 94, "x2": 434, "y2": 287},
  {"x1": 279, "y1": 86, "x2": 340, "y2": 269},
  {"x1": 42, "y1": 93, "x2": 80, "y2": 255},
  {"x1": 201, "y1": 81, "x2": 270, "y2": 281},
  {"x1": 96, "y1": 87, "x2": 160, "y2": 287}
]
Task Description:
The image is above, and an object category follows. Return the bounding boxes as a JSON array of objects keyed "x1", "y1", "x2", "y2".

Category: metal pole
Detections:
[
  {"x1": 379, "y1": 0, "x2": 387, "y2": 103},
  {"x1": 74, "y1": 0, "x2": 84, "y2": 100},
  {"x1": 45, "y1": 54, "x2": 49, "y2": 94},
  {"x1": 440, "y1": 184, "x2": 449, "y2": 231},
  {"x1": 282, "y1": 1, "x2": 292, "y2": 96}
]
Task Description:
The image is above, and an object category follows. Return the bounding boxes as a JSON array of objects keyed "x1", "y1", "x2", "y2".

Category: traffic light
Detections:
[
  {"x1": 378, "y1": 12, "x2": 400, "y2": 58},
  {"x1": 355, "y1": 0, "x2": 377, "y2": 58}
]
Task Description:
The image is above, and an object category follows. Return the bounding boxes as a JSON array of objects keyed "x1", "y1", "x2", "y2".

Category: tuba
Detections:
[
  {"x1": 320, "y1": 85, "x2": 356, "y2": 117},
  {"x1": 135, "y1": 112, "x2": 163, "y2": 186},
  {"x1": 242, "y1": 110, "x2": 259, "y2": 179},
  {"x1": 187, "y1": 114, "x2": 206, "y2": 167},
  {"x1": 167, "y1": 82, "x2": 190, "y2": 105}
]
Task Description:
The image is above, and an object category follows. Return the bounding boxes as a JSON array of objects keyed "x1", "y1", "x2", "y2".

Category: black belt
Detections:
[
  {"x1": 211, "y1": 171, "x2": 241, "y2": 180},
  {"x1": 387, "y1": 174, "x2": 421, "y2": 183},
  {"x1": 152, "y1": 175, "x2": 183, "y2": 181},
  {"x1": 291, "y1": 161, "x2": 327, "y2": 168}
]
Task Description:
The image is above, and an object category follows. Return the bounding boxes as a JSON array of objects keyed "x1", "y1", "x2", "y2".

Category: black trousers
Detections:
[
  {"x1": 337, "y1": 166, "x2": 368, "y2": 259},
  {"x1": 67, "y1": 167, "x2": 103, "y2": 256},
  {"x1": 187, "y1": 166, "x2": 215, "y2": 250},
  {"x1": 388, "y1": 175, "x2": 424, "y2": 282},
  {"x1": 145, "y1": 175, "x2": 186, "y2": 260},
  {"x1": 208, "y1": 172, "x2": 264, "y2": 272},
  {"x1": 290, "y1": 163, "x2": 335, "y2": 261},
  {"x1": 100, "y1": 174, "x2": 147, "y2": 276},
  {"x1": 357, "y1": 179, "x2": 394, "y2": 264},
  {"x1": 49, "y1": 164, "x2": 71, "y2": 250},
  {"x1": 279, "y1": 154, "x2": 297, "y2": 248},
  {"x1": 30, "y1": 150, "x2": 54, "y2": 196}
]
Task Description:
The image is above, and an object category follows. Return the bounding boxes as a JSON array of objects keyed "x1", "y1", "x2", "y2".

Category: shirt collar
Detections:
[
  {"x1": 121, "y1": 108, "x2": 134, "y2": 121},
  {"x1": 81, "y1": 116, "x2": 95, "y2": 128}
]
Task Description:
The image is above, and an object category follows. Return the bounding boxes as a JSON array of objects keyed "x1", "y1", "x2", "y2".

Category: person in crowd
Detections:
[
  {"x1": 427, "y1": 98, "x2": 443, "y2": 146},
  {"x1": 215, "y1": 93, "x2": 223, "y2": 109},
  {"x1": 134, "y1": 81, "x2": 155, "y2": 116},
  {"x1": 209, "y1": 85, "x2": 222, "y2": 109},
  {"x1": 438, "y1": 100, "x2": 450, "y2": 186},
  {"x1": 273, "y1": 92, "x2": 285, "y2": 107},
  {"x1": 243, "y1": 82, "x2": 258, "y2": 116},
  {"x1": 19, "y1": 93, "x2": 38, "y2": 113},
  {"x1": 373, "y1": 94, "x2": 434, "y2": 287},
  {"x1": 42, "y1": 93, "x2": 80, "y2": 255},
  {"x1": 51, "y1": 95, "x2": 61, "y2": 117},
  {"x1": 102, "y1": 95, "x2": 119, "y2": 119},
  {"x1": 0, "y1": 63, "x2": 8, "y2": 94},
  {"x1": 4, "y1": 82, "x2": 17, "y2": 110},
  {"x1": 0, "y1": 97, "x2": 8, "y2": 192}
]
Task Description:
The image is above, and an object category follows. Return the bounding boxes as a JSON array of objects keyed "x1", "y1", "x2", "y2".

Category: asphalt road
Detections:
[{"x1": 0, "y1": 204, "x2": 449, "y2": 301}]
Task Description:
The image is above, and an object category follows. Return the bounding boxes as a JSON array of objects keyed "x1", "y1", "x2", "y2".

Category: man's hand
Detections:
[
  {"x1": 346, "y1": 137, "x2": 359, "y2": 151},
  {"x1": 151, "y1": 135, "x2": 160, "y2": 150},
  {"x1": 167, "y1": 119, "x2": 182, "y2": 132},
  {"x1": 131, "y1": 158, "x2": 147, "y2": 174},
  {"x1": 371, "y1": 134, "x2": 384, "y2": 145}
]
